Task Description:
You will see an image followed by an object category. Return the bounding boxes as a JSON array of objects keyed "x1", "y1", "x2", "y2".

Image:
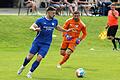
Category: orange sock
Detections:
[{"x1": 59, "y1": 54, "x2": 70, "y2": 65}]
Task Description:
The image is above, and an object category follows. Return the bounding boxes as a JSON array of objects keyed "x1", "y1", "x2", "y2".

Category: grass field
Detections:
[{"x1": 0, "y1": 15, "x2": 120, "y2": 80}]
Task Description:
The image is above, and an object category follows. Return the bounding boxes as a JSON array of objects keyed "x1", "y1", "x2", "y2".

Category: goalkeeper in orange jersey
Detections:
[{"x1": 56, "y1": 11, "x2": 87, "y2": 68}]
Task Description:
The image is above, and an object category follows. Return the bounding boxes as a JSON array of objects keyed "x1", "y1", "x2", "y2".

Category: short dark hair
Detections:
[
  {"x1": 46, "y1": 6, "x2": 56, "y2": 12},
  {"x1": 73, "y1": 11, "x2": 80, "y2": 14}
]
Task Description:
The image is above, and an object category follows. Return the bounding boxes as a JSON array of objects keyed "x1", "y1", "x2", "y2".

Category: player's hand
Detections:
[
  {"x1": 66, "y1": 28, "x2": 77, "y2": 32},
  {"x1": 65, "y1": 34, "x2": 72, "y2": 41},
  {"x1": 112, "y1": 11, "x2": 115, "y2": 16},
  {"x1": 29, "y1": 25, "x2": 41, "y2": 31},
  {"x1": 66, "y1": 29, "x2": 72, "y2": 32},
  {"x1": 35, "y1": 27, "x2": 41, "y2": 32},
  {"x1": 76, "y1": 38, "x2": 81, "y2": 44},
  {"x1": 105, "y1": 25, "x2": 109, "y2": 29}
]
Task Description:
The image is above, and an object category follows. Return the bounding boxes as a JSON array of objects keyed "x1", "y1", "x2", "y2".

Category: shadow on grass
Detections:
[
  {"x1": 63, "y1": 66, "x2": 99, "y2": 72},
  {"x1": 33, "y1": 77, "x2": 73, "y2": 80},
  {"x1": 16, "y1": 75, "x2": 73, "y2": 80},
  {"x1": 63, "y1": 66, "x2": 77, "y2": 70},
  {"x1": 85, "y1": 68, "x2": 99, "y2": 71}
]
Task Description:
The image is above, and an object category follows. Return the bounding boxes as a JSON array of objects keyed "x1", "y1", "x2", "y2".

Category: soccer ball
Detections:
[{"x1": 75, "y1": 68, "x2": 85, "y2": 78}]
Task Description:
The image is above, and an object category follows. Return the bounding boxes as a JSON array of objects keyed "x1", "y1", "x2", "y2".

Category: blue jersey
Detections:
[{"x1": 33, "y1": 16, "x2": 58, "y2": 45}]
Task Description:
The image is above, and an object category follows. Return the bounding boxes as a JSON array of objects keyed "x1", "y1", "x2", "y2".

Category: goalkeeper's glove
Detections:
[
  {"x1": 65, "y1": 34, "x2": 72, "y2": 41},
  {"x1": 76, "y1": 38, "x2": 81, "y2": 44}
]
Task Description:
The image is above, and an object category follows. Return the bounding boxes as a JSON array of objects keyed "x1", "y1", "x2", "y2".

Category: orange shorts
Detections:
[{"x1": 61, "y1": 41, "x2": 77, "y2": 52}]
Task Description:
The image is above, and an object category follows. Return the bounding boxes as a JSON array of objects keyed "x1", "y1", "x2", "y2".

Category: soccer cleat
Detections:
[
  {"x1": 113, "y1": 48, "x2": 119, "y2": 51},
  {"x1": 17, "y1": 65, "x2": 25, "y2": 75},
  {"x1": 56, "y1": 64, "x2": 61, "y2": 69},
  {"x1": 26, "y1": 71, "x2": 32, "y2": 78}
]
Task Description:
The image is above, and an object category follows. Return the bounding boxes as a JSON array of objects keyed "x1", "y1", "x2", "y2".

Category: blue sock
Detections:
[
  {"x1": 23, "y1": 57, "x2": 30, "y2": 66},
  {"x1": 30, "y1": 60, "x2": 40, "y2": 72}
]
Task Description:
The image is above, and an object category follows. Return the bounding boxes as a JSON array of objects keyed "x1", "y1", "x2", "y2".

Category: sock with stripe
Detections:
[{"x1": 59, "y1": 54, "x2": 70, "y2": 65}]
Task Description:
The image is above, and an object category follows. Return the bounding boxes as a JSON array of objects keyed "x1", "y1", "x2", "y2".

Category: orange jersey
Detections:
[
  {"x1": 61, "y1": 18, "x2": 87, "y2": 51},
  {"x1": 63, "y1": 18, "x2": 87, "y2": 42},
  {"x1": 107, "y1": 10, "x2": 119, "y2": 26}
]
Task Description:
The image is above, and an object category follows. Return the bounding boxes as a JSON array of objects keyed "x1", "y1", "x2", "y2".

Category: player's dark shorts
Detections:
[{"x1": 107, "y1": 25, "x2": 118, "y2": 37}]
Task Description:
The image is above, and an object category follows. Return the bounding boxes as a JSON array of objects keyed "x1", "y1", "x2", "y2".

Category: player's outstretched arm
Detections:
[
  {"x1": 29, "y1": 23, "x2": 41, "y2": 32},
  {"x1": 55, "y1": 25, "x2": 67, "y2": 32},
  {"x1": 81, "y1": 27, "x2": 87, "y2": 40},
  {"x1": 55, "y1": 25, "x2": 73, "y2": 32}
]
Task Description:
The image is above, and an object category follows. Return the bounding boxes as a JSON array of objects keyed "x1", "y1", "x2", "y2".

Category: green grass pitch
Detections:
[{"x1": 0, "y1": 15, "x2": 120, "y2": 80}]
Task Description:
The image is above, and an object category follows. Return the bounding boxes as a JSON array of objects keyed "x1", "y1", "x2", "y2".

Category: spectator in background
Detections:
[
  {"x1": 78, "y1": 0, "x2": 88, "y2": 4},
  {"x1": 24, "y1": 0, "x2": 38, "y2": 14},
  {"x1": 97, "y1": 0, "x2": 112, "y2": 16},
  {"x1": 49, "y1": 0, "x2": 65, "y2": 15},
  {"x1": 64, "y1": 0, "x2": 78, "y2": 14},
  {"x1": 78, "y1": 0, "x2": 92, "y2": 16}
]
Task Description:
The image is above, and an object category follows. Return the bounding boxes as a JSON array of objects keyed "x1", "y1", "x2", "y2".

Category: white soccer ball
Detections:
[{"x1": 76, "y1": 68, "x2": 85, "y2": 78}]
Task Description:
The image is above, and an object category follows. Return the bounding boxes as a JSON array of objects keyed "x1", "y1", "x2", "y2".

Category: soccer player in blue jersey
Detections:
[{"x1": 17, "y1": 6, "x2": 72, "y2": 78}]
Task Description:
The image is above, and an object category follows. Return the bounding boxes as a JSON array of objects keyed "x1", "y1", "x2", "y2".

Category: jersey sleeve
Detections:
[
  {"x1": 55, "y1": 19, "x2": 58, "y2": 28},
  {"x1": 81, "y1": 26, "x2": 87, "y2": 40},
  {"x1": 63, "y1": 20, "x2": 70, "y2": 36},
  {"x1": 80, "y1": 21, "x2": 87, "y2": 40},
  {"x1": 35, "y1": 18, "x2": 42, "y2": 28}
]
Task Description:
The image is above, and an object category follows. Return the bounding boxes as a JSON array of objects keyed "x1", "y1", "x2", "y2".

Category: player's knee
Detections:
[
  {"x1": 27, "y1": 53, "x2": 34, "y2": 60},
  {"x1": 60, "y1": 50, "x2": 65, "y2": 55},
  {"x1": 36, "y1": 55, "x2": 42, "y2": 62},
  {"x1": 66, "y1": 49, "x2": 73, "y2": 55}
]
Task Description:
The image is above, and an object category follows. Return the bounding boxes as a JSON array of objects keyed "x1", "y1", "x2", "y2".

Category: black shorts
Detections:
[{"x1": 107, "y1": 25, "x2": 118, "y2": 37}]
